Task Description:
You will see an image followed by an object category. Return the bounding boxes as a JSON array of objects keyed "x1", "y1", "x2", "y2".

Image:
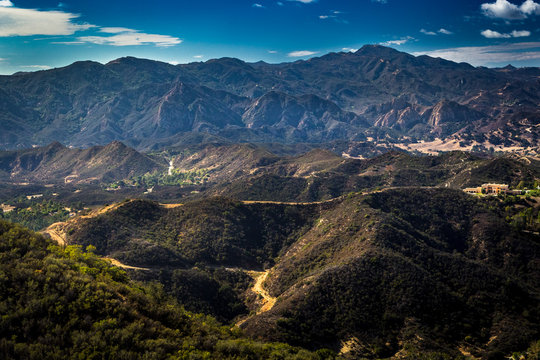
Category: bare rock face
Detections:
[
  {"x1": 427, "y1": 100, "x2": 484, "y2": 127},
  {"x1": 0, "y1": 46, "x2": 538, "y2": 150}
]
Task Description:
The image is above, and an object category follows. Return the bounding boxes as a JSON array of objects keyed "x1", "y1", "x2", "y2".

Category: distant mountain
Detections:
[
  {"x1": 0, "y1": 141, "x2": 164, "y2": 184},
  {"x1": 0, "y1": 45, "x2": 538, "y2": 151},
  {"x1": 1, "y1": 141, "x2": 538, "y2": 200},
  {"x1": 168, "y1": 144, "x2": 540, "y2": 202}
]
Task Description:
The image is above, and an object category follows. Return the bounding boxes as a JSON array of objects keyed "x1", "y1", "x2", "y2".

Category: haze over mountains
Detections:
[{"x1": 1, "y1": 45, "x2": 538, "y2": 153}]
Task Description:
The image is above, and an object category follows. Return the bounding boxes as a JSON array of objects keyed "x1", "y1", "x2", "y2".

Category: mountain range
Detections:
[
  {"x1": 1, "y1": 142, "x2": 539, "y2": 198},
  {"x1": 1, "y1": 45, "x2": 538, "y2": 153}
]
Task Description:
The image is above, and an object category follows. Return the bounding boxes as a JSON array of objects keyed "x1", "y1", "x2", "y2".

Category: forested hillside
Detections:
[
  {"x1": 51, "y1": 189, "x2": 540, "y2": 359},
  {"x1": 0, "y1": 219, "x2": 333, "y2": 359}
]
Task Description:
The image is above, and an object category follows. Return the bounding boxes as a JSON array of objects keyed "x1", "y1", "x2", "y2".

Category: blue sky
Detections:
[{"x1": 0, "y1": 0, "x2": 539, "y2": 74}]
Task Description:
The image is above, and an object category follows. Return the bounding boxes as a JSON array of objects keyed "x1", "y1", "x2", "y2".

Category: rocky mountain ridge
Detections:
[{"x1": 1, "y1": 45, "x2": 538, "y2": 152}]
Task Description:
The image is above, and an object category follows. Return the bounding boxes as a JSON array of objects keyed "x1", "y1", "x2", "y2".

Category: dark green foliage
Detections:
[
  {"x1": 364, "y1": 189, "x2": 478, "y2": 251},
  {"x1": 0, "y1": 220, "x2": 334, "y2": 359},
  {"x1": 160, "y1": 268, "x2": 251, "y2": 323},
  {"x1": 66, "y1": 200, "x2": 178, "y2": 266},
  {"x1": 463, "y1": 158, "x2": 539, "y2": 188},
  {"x1": 253, "y1": 189, "x2": 540, "y2": 359},
  {"x1": 131, "y1": 266, "x2": 252, "y2": 323},
  {"x1": 213, "y1": 149, "x2": 539, "y2": 202},
  {"x1": 67, "y1": 198, "x2": 320, "y2": 268},
  {"x1": 114, "y1": 168, "x2": 210, "y2": 188},
  {"x1": 13, "y1": 185, "x2": 540, "y2": 359},
  {"x1": 220, "y1": 175, "x2": 309, "y2": 202},
  {"x1": 0, "y1": 199, "x2": 71, "y2": 231},
  {"x1": 504, "y1": 197, "x2": 540, "y2": 232}
]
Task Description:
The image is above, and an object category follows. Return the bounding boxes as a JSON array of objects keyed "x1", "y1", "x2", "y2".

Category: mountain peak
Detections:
[
  {"x1": 106, "y1": 56, "x2": 144, "y2": 66},
  {"x1": 355, "y1": 44, "x2": 401, "y2": 56},
  {"x1": 105, "y1": 140, "x2": 128, "y2": 149},
  {"x1": 205, "y1": 57, "x2": 250, "y2": 67},
  {"x1": 64, "y1": 60, "x2": 104, "y2": 71}
]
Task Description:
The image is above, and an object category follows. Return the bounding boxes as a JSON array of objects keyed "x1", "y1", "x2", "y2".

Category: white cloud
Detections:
[
  {"x1": 277, "y1": 1, "x2": 284, "y2": 5},
  {"x1": 99, "y1": 27, "x2": 135, "y2": 34},
  {"x1": 51, "y1": 40, "x2": 85, "y2": 45},
  {"x1": 481, "y1": 0, "x2": 540, "y2": 19},
  {"x1": 481, "y1": 28, "x2": 531, "y2": 37},
  {"x1": 383, "y1": 40, "x2": 408, "y2": 45},
  {"x1": 481, "y1": 29, "x2": 512, "y2": 38},
  {"x1": 511, "y1": 29, "x2": 531, "y2": 36},
  {"x1": 0, "y1": 6, "x2": 94, "y2": 36},
  {"x1": 0, "y1": 4, "x2": 180, "y2": 48},
  {"x1": 252, "y1": 3, "x2": 264, "y2": 8},
  {"x1": 268, "y1": 50, "x2": 278, "y2": 53},
  {"x1": 318, "y1": 10, "x2": 348, "y2": 23},
  {"x1": 520, "y1": 0, "x2": 540, "y2": 14},
  {"x1": 421, "y1": 29, "x2": 437, "y2": 36},
  {"x1": 193, "y1": 55, "x2": 204, "y2": 59},
  {"x1": 168, "y1": 61, "x2": 180, "y2": 65},
  {"x1": 412, "y1": 42, "x2": 540, "y2": 66},
  {"x1": 342, "y1": 47, "x2": 358, "y2": 52},
  {"x1": 421, "y1": 28, "x2": 453, "y2": 36},
  {"x1": 77, "y1": 31, "x2": 182, "y2": 47},
  {"x1": 481, "y1": 0, "x2": 526, "y2": 19},
  {"x1": 372, "y1": 0, "x2": 388, "y2": 3},
  {"x1": 22, "y1": 65, "x2": 52, "y2": 70},
  {"x1": 380, "y1": 36, "x2": 414, "y2": 46},
  {"x1": 287, "y1": 0, "x2": 316, "y2": 3},
  {"x1": 288, "y1": 50, "x2": 317, "y2": 57}
]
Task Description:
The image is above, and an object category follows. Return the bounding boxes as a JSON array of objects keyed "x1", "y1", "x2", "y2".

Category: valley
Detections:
[
  {"x1": 1, "y1": 141, "x2": 539, "y2": 359},
  {"x1": 0, "y1": 45, "x2": 539, "y2": 360},
  {"x1": 18, "y1": 168, "x2": 538, "y2": 359}
]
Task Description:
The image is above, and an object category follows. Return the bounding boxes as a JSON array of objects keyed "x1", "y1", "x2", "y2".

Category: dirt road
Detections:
[{"x1": 247, "y1": 270, "x2": 276, "y2": 314}]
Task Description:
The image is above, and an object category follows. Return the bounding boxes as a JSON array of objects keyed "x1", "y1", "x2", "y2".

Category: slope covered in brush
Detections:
[
  {"x1": 54, "y1": 189, "x2": 540, "y2": 359},
  {"x1": 0, "y1": 219, "x2": 332, "y2": 359},
  {"x1": 63, "y1": 197, "x2": 322, "y2": 268},
  {"x1": 242, "y1": 189, "x2": 539, "y2": 359},
  {"x1": 0, "y1": 141, "x2": 164, "y2": 184}
]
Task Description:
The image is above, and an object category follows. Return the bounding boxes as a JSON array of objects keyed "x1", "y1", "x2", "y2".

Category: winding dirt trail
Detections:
[
  {"x1": 41, "y1": 200, "x2": 153, "y2": 271},
  {"x1": 235, "y1": 270, "x2": 277, "y2": 327},
  {"x1": 103, "y1": 257, "x2": 150, "y2": 271},
  {"x1": 43, "y1": 225, "x2": 66, "y2": 246},
  {"x1": 160, "y1": 197, "x2": 341, "y2": 209},
  {"x1": 247, "y1": 270, "x2": 276, "y2": 314},
  {"x1": 42, "y1": 202, "x2": 130, "y2": 247}
]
